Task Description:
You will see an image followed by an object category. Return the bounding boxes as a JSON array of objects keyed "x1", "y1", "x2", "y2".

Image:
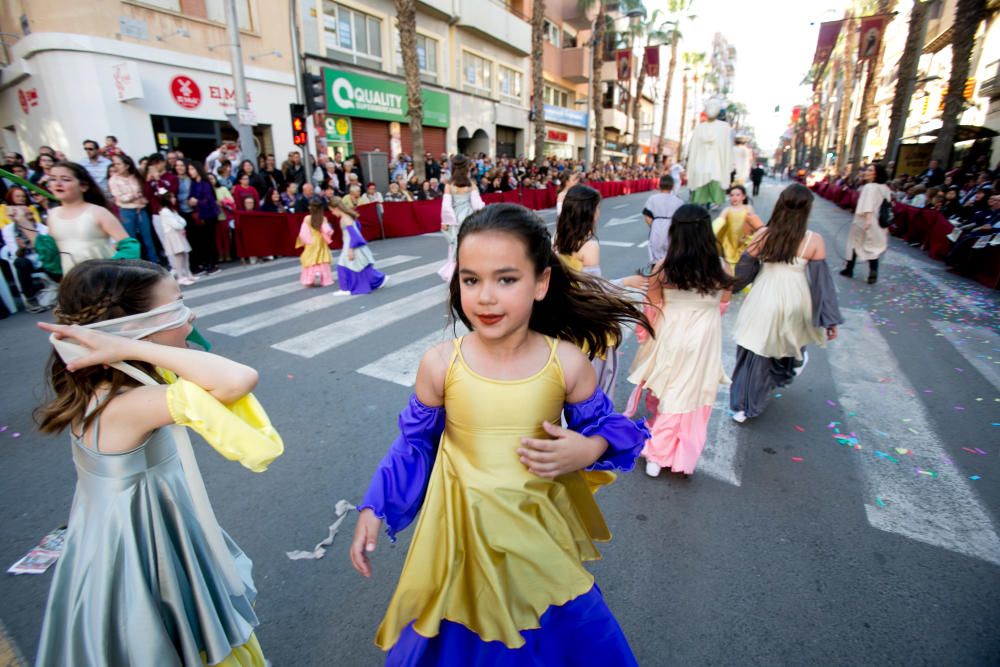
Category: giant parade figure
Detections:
[{"x1": 685, "y1": 99, "x2": 734, "y2": 207}]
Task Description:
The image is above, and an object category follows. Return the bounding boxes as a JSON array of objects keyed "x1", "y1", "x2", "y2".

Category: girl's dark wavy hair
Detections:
[
  {"x1": 755, "y1": 183, "x2": 813, "y2": 264},
  {"x1": 450, "y1": 154, "x2": 472, "y2": 188},
  {"x1": 555, "y1": 184, "x2": 601, "y2": 256},
  {"x1": 449, "y1": 203, "x2": 651, "y2": 358},
  {"x1": 52, "y1": 161, "x2": 112, "y2": 209},
  {"x1": 656, "y1": 204, "x2": 734, "y2": 295}
]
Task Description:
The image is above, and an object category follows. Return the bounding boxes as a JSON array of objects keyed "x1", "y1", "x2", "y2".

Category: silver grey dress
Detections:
[{"x1": 35, "y1": 419, "x2": 258, "y2": 666}]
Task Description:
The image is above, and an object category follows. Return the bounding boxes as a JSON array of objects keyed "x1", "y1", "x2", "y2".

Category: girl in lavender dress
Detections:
[{"x1": 329, "y1": 196, "x2": 385, "y2": 295}]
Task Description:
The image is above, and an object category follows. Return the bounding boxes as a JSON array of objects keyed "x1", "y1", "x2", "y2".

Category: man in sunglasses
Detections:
[{"x1": 82, "y1": 139, "x2": 112, "y2": 195}]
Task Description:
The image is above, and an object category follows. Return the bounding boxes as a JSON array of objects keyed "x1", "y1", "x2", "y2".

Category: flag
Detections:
[
  {"x1": 616, "y1": 49, "x2": 632, "y2": 81},
  {"x1": 858, "y1": 14, "x2": 890, "y2": 61},
  {"x1": 812, "y1": 20, "x2": 844, "y2": 72},
  {"x1": 645, "y1": 46, "x2": 660, "y2": 78}
]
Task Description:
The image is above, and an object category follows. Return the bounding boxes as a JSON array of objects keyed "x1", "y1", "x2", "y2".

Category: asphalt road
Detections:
[{"x1": 1, "y1": 179, "x2": 998, "y2": 666}]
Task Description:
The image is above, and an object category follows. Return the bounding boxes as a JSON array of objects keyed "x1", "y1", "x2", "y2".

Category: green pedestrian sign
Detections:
[
  {"x1": 325, "y1": 116, "x2": 353, "y2": 143},
  {"x1": 322, "y1": 67, "x2": 449, "y2": 128}
]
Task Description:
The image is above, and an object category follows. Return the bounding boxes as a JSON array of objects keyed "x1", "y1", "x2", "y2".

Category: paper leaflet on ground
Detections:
[{"x1": 8, "y1": 527, "x2": 67, "y2": 575}]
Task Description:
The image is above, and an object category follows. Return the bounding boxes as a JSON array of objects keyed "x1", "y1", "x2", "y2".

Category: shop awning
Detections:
[{"x1": 903, "y1": 124, "x2": 999, "y2": 143}]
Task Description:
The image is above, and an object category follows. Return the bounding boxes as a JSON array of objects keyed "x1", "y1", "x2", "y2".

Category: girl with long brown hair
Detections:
[
  {"x1": 438, "y1": 154, "x2": 484, "y2": 281},
  {"x1": 350, "y1": 203, "x2": 649, "y2": 664},
  {"x1": 33, "y1": 258, "x2": 282, "y2": 666},
  {"x1": 297, "y1": 196, "x2": 334, "y2": 287},
  {"x1": 729, "y1": 183, "x2": 843, "y2": 422}
]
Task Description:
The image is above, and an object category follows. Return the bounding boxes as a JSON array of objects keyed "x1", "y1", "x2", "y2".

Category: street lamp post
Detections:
[{"x1": 223, "y1": 0, "x2": 257, "y2": 167}]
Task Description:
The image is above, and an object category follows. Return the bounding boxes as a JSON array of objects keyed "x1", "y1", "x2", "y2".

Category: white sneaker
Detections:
[
  {"x1": 333, "y1": 289, "x2": 351, "y2": 296},
  {"x1": 794, "y1": 350, "x2": 809, "y2": 377},
  {"x1": 645, "y1": 461, "x2": 662, "y2": 477},
  {"x1": 732, "y1": 410, "x2": 747, "y2": 423}
]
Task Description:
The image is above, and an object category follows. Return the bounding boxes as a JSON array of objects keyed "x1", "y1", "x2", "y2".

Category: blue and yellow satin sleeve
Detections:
[
  {"x1": 359, "y1": 394, "x2": 446, "y2": 541},
  {"x1": 160, "y1": 370, "x2": 284, "y2": 473},
  {"x1": 564, "y1": 388, "x2": 649, "y2": 473}
]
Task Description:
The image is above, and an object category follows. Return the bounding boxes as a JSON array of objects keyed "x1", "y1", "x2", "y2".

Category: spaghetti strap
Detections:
[
  {"x1": 450, "y1": 337, "x2": 463, "y2": 368},
  {"x1": 797, "y1": 231, "x2": 813, "y2": 259}
]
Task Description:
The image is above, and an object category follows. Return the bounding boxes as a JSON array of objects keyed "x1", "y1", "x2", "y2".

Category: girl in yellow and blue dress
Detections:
[
  {"x1": 34, "y1": 259, "x2": 283, "y2": 666},
  {"x1": 713, "y1": 184, "x2": 762, "y2": 269},
  {"x1": 350, "y1": 203, "x2": 652, "y2": 665}
]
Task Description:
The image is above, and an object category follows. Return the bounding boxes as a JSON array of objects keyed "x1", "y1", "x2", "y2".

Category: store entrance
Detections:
[{"x1": 150, "y1": 115, "x2": 271, "y2": 164}]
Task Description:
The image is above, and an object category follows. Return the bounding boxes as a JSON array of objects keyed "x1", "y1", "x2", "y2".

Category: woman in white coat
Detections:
[{"x1": 841, "y1": 162, "x2": 891, "y2": 284}]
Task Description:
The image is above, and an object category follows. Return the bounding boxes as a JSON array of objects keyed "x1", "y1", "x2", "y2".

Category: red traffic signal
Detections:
[{"x1": 290, "y1": 103, "x2": 307, "y2": 146}]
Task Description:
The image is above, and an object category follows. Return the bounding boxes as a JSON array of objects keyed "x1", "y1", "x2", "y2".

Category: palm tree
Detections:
[
  {"x1": 578, "y1": 0, "x2": 606, "y2": 166},
  {"x1": 677, "y1": 51, "x2": 705, "y2": 160},
  {"x1": 834, "y1": 13, "x2": 856, "y2": 173},
  {"x1": 656, "y1": 0, "x2": 694, "y2": 166},
  {"x1": 849, "y1": 0, "x2": 897, "y2": 169},
  {"x1": 531, "y1": 0, "x2": 547, "y2": 166},
  {"x1": 931, "y1": 0, "x2": 988, "y2": 165},
  {"x1": 886, "y1": 0, "x2": 930, "y2": 166},
  {"x1": 395, "y1": 0, "x2": 424, "y2": 179}
]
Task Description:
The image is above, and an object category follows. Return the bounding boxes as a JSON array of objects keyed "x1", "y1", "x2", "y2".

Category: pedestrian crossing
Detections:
[{"x1": 181, "y1": 242, "x2": 1000, "y2": 566}]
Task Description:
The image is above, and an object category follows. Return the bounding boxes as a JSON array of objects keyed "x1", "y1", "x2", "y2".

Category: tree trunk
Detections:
[
  {"x1": 657, "y1": 38, "x2": 678, "y2": 165},
  {"x1": 678, "y1": 71, "x2": 689, "y2": 160},
  {"x1": 886, "y1": 0, "x2": 930, "y2": 167},
  {"x1": 631, "y1": 46, "x2": 648, "y2": 167},
  {"x1": 931, "y1": 0, "x2": 987, "y2": 165},
  {"x1": 835, "y1": 16, "x2": 856, "y2": 173},
  {"x1": 591, "y1": 2, "x2": 606, "y2": 167},
  {"x1": 395, "y1": 0, "x2": 424, "y2": 179},
  {"x1": 850, "y1": 0, "x2": 897, "y2": 169},
  {"x1": 531, "y1": 0, "x2": 547, "y2": 166}
]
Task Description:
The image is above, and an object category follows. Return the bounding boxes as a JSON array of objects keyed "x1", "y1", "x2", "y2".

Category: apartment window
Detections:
[
  {"x1": 544, "y1": 85, "x2": 571, "y2": 109},
  {"x1": 544, "y1": 20, "x2": 561, "y2": 47},
  {"x1": 396, "y1": 34, "x2": 438, "y2": 76},
  {"x1": 499, "y1": 67, "x2": 522, "y2": 101},
  {"x1": 323, "y1": 1, "x2": 383, "y2": 60},
  {"x1": 134, "y1": 0, "x2": 252, "y2": 30},
  {"x1": 463, "y1": 52, "x2": 492, "y2": 94},
  {"x1": 602, "y1": 81, "x2": 614, "y2": 109},
  {"x1": 563, "y1": 29, "x2": 577, "y2": 48},
  {"x1": 603, "y1": 31, "x2": 618, "y2": 61}
]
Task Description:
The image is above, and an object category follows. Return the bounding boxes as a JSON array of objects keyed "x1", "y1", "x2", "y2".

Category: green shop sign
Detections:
[
  {"x1": 323, "y1": 67, "x2": 449, "y2": 128},
  {"x1": 325, "y1": 115, "x2": 353, "y2": 143}
]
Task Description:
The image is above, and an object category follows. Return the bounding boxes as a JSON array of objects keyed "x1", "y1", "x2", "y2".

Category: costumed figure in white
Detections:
[
  {"x1": 685, "y1": 99, "x2": 734, "y2": 207},
  {"x1": 732, "y1": 137, "x2": 753, "y2": 186}
]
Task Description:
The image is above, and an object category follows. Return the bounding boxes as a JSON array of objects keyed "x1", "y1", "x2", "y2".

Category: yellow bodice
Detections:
[
  {"x1": 375, "y1": 336, "x2": 611, "y2": 650},
  {"x1": 715, "y1": 206, "x2": 750, "y2": 266}
]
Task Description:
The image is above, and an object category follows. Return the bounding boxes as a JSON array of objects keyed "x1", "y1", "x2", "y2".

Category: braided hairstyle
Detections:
[
  {"x1": 35, "y1": 259, "x2": 169, "y2": 435},
  {"x1": 449, "y1": 203, "x2": 652, "y2": 358}
]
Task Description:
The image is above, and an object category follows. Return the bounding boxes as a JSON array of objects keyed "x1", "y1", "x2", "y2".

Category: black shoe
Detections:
[
  {"x1": 867, "y1": 273, "x2": 878, "y2": 285},
  {"x1": 839, "y1": 268, "x2": 853, "y2": 278}
]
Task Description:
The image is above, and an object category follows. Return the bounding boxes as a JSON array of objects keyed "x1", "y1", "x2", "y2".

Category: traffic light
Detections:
[
  {"x1": 304, "y1": 72, "x2": 325, "y2": 114},
  {"x1": 290, "y1": 103, "x2": 307, "y2": 146}
]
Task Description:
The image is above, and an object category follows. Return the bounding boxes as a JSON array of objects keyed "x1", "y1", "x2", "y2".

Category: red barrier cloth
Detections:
[
  {"x1": 890, "y1": 203, "x2": 911, "y2": 237},
  {"x1": 969, "y1": 246, "x2": 1000, "y2": 289},
  {"x1": 355, "y1": 204, "x2": 382, "y2": 241},
  {"x1": 380, "y1": 202, "x2": 420, "y2": 238},
  {"x1": 925, "y1": 210, "x2": 955, "y2": 260},
  {"x1": 411, "y1": 199, "x2": 444, "y2": 233},
  {"x1": 482, "y1": 192, "x2": 504, "y2": 205},
  {"x1": 502, "y1": 190, "x2": 522, "y2": 205},
  {"x1": 904, "y1": 208, "x2": 933, "y2": 245},
  {"x1": 235, "y1": 212, "x2": 297, "y2": 258}
]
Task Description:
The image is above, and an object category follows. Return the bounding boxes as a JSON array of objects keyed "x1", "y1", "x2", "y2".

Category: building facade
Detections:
[{"x1": 0, "y1": 0, "x2": 296, "y2": 162}]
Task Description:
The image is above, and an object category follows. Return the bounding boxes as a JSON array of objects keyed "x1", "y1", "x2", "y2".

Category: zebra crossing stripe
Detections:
[
  {"x1": 638, "y1": 240, "x2": 649, "y2": 248},
  {"x1": 830, "y1": 308, "x2": 1000, "y2": 566},
  {"x1": 601, "y1": 241, "x2": 636, "y2": 248},
  {"x1": 273, "y1": 285, "x2": 449, "y2": 358},
  {"x1": 357, "y1": 324, "x2": 470, "y2": 387},
  {"x1": 930, "y1": 320, "x2": 1000, "y2": 392},
  {"x1": 191, "y1": 255, "x2": 418, "y2": 318},
  {"x1": 183, "y1": 255, "x2": 418, "y2": 300},
  {"x1": 209, "y1": 260, "x2": 440, "y2": 337},
  {"x1": 605, "y1": 215, "x2": 642, "y2": 228},
  {"x1": 694, "y1": 308, "x2": 743, "y2": 486}
]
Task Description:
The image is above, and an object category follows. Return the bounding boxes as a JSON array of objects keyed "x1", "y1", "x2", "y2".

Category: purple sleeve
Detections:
[
  {"x1": 358, "y1": 395, "x2": 446, "y2": 541},
  {"x1": 346, "y1": 223, "x2": 367, "y2": 248},
  {"x1": 564, "y1": 388, "x2": 650, "y2": 472}
]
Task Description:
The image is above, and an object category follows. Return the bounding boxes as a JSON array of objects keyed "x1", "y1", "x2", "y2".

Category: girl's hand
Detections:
[
  {"x1": 347, "y1": 249, "x2": 355, "y2": 262},
  {"x1": 517, "y1": 421, "x2": 608, "y2": 478},
  {"x1": 441, "y1": 224, "x2": 448, "y2": 233},
  {"x1": 37, "y1": 322, "x2": 139, "y2": 371},
  {"x1": 826, "y1": 326, "x2": 838, "y2": 341},
  {"x1": 621, "y1": 274, "x2": 648, "y2": 290},
  {"x1": 188, "y1": 197, "x2": 198, "y2": 207},
  {"x1": 349, "y1": 508, "x2": 383, "y2": 578}
]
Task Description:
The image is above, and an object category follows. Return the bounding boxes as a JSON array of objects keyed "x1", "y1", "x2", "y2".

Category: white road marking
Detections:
[
  {"x1": 612, "y1": 202, "x2": 631, "y2": 210},
  {"x1": 183, "y1": 255, "x2": 418, "y2": 300},
  {"x1": 209, "y1": 260, "x2": 439, "y2": 337},
  {"x1": 605, "y1": 214, "x2": 642, "y2": 228},
  {"x1": 830, "y1": 308, "x2": 1000, "y2": 566},
  {"x1": 930, "y1": 320, "x2": 1000, "y2": 391},
  {"x1": 357, "y1": 324, "x2": 470, "y2": 387},
  {"x1": 696, "y1": 310, "x2": 743, "y2": 486},
  {"x1": 191, "y1": 255, "x2": 418, "y2": 318},
  {"x1": 638, "y1": 240, "x2": 649, "y2": 248},
  {"x1": 273, "y1": 285, "x2": 449, "y2": 358},
  {"x1": 601, "y1": 241, "x2": 635, "y2": 248}
]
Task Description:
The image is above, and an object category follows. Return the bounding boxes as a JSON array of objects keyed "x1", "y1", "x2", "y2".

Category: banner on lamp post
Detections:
[
  {"x1": 645, "y1": 46, "x2": 660, "y2": 78},
  {"x1": 812, "y1": 20, "x2": 844, "y2": 71},
  {"x1": 616, "y1": 49, "x2": 632, "y2": 81},
  {"x1": 858, "y1": 14, "x2": 890, "y2": 61}
]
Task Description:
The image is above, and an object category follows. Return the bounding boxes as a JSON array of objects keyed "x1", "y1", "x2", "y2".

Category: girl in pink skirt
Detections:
[{"x1": 627, "y1": 204, "x2": 733, "y2": 477}]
